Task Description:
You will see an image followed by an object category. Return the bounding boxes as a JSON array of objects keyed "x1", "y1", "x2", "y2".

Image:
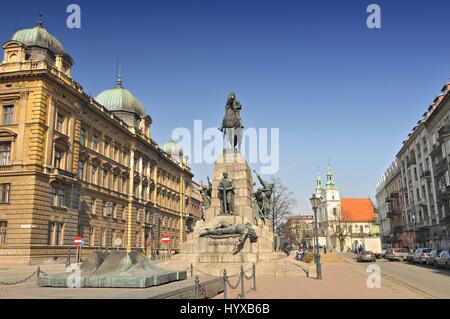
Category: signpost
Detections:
[
  {"x1": 74, "y1": 236, "x2": 84, "y2": 264},
  {"x1": 161, "y1": 235, "x2": 170, "y2": 260}
]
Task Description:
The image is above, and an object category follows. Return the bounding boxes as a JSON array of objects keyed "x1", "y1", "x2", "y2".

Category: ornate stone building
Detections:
[{"x1": 0, "y1": 21, "x2": 201, "y2": 264}]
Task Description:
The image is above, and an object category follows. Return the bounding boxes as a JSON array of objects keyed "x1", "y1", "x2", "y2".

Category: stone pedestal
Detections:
[{"x1": 171, "y1": 149, "x2": 285, "y2": 276}]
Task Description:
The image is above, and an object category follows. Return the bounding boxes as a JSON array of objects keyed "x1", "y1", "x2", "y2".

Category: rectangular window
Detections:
[
  {"x1": 58, "y1": 188, "x2": 64, "y2": 207},
  {"x1": 77, "y1": 161, "x2": 85, "y2": 180},
  {"x1": 48, "y1": 222, "x2": 64, "y2": 245},
  {"x1": 54, "y1": 149, "x2": 62, "y2": 169},
  {"x1": 112, "y1": 203, "x2": 117, "y2": 218},
  {"x1": 89, "y1": 227, "x2": 95, "y2": 246},
  {"x1": 0, "y1": 221, "x2": 7, "y2": 244},
  {"x1": 92, "y1": 134, "x2": 99, "y2": 152},
  {"x1": 56, "y1": 113, "x2": 65, "y2": 133},
  {"x1": 90, "y1": 197, "x2": 96, "y2": 214},
  {"x1": 80, "y1": 128, "x2": 87, "y2": 146},
  {"x1": 91, "y1": 165, "x2": 98, "y2": 184},
  {"x1": 103, "y1": 170, "x2": 108, "y2": 188},
  {"x1": 0, "y1": 142, "x2": 11, "y2": 166},
  {"x1": 0, "y1": 184, "x2": 10, "y2": 203},
  {"x1": 104, "y1": 139, "x2": 110, "y2": 156},
  {"x1": 3, "y1": 105, "x2": 14, "y2": 124}
]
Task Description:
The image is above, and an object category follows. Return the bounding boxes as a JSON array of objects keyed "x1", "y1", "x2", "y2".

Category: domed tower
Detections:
[
  {"x1": 2, "y1": 17, "x2": 74, "y2": 77},
  {"x1": 95, "y1": 76, "x2": 152, "y2": 137},
  {"x1": 162, "y1": 138, "x2": 185, "y2": 163}
]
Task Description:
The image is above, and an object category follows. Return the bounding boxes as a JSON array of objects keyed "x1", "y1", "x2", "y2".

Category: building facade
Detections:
[
  {"x1": 315, "y1": 165, "x2": 379, "y2": 251},
  {"x1": 0, "y1": 21, "x2": 202, "y2": 264},
  {"x1": 284, "y1": 215, "x2": 314, "y2": 248},
  {"x1": 376, "y1": 82, "x2": 450, "y2": 250}
]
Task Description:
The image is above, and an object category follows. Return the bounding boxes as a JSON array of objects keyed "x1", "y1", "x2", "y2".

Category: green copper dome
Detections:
[
  {"x1": 95, "y1": 79, "x2": 146, "y2": 117},
  {"x1": 162, "y1": 138, "x2": 183, "y2": 157},
  {"x1": 12, "y1": 22, "x2": 65, "y2": 55}
]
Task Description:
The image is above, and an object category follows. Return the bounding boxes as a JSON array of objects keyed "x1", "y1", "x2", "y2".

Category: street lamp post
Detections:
[
  {"x1": 105, "y1": 202, "x2": 113, "y2": 254},
  {"x1": 411, "y1": 213, "x2": 416, "y2": 249},
  {"x1": 309, "y1": 193, "x2": 322, "y2": 280}
]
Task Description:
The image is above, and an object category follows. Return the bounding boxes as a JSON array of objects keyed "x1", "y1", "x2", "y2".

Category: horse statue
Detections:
[{"x1": 219, "y1": 92, "x2": 244, "y2": 150}]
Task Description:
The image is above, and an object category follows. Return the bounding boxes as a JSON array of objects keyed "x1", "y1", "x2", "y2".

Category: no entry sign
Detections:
[
  {"x1": 161, "y1": 235, "x2": 170, "y2": 244},
  {"x1": 74, "y1": 236, "x2": 84, "y2": 247}
]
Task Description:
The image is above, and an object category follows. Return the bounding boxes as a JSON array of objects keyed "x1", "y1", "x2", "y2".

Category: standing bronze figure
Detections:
[
  {"x1": 219, "y1": 92, "x2": 244, "y2": 150},
  {"x1": 218, "y1": 171, "x2": 235, "y2": 215},
  {"x1": 252, "y1": 170, "x2": 275, "y2": 224},
  {"x1": 199, "y1": 177, "x2": 213, "y2": 220}
]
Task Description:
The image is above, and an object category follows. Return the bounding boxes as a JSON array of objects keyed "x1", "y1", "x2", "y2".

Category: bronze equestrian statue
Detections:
[{"x1": 219, "y1": 92, "x2": 244, "y2": 150}]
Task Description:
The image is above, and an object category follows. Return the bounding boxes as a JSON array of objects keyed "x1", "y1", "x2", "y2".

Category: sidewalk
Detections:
[{"x1": 218, "y1": 253, "x2": 429, "y2": 299}]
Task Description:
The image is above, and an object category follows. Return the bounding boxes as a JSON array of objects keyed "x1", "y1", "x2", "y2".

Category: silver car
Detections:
[
  {"x1": 412, "y1": 248, "x2": 432, "y2": 264},
  {"x1": 435, "y1": 249, "x2": 450, "y2": 269}
]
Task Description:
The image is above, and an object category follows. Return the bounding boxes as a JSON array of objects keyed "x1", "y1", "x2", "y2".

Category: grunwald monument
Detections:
[{"x1": 167, "y1": 92, "x2": 286, "y2": 276}]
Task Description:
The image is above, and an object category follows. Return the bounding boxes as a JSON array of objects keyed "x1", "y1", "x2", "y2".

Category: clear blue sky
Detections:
[{"x1": 2, "y1": 0, "x2": 450, "y2": 214}]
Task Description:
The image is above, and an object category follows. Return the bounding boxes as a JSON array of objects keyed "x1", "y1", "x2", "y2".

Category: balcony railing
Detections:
[
  {"x1": 407, "y1": 158, "x2": 417, "y2": 167},
  {"x1": 434, "y1": 158, "x2": 448, "y2": 174},
  {"x1": 0, "y1": 165, "x2": 13, "y2": 172},
  {"x1": 420, "y1": 170, "x2": 431, "y2": 179},
  {"x1": 438, "y1": 124, "x2": 450, "y2": 139}
]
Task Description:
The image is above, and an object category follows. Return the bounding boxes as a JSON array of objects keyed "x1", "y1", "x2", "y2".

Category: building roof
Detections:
[
  {"x1": 95, "y1": 78, "x2": 146, "y2": 117},
  {"x1": 12, "y1": 22, "x2": 65, "y2": 55},
  {"x1": 340, "y1": 198, "x2": 376, "y2": 222}
]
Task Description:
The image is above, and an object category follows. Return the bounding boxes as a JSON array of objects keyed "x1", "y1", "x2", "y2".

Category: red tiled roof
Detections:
[{"x1": 340, "y1": 198, "x2": 376, "y2": 222}]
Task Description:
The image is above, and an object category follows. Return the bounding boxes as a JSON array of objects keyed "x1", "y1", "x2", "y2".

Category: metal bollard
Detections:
[
  {"x1": 190, "y1": 263, "x2": 194, "y2": 277},
  {"x1": 240, "y1": 265, "x2": 245, "y2": 299},
  {"x1": 66, "y1": 246, "x2": 71, "y2": 267},
  {"x1": 194, "y1": 275, "x2": 200, "y2": 299},
  {"x1": 223, "y1": 269, "x2": 228, "y2": 299},
  {"x1": 37, "y1": 266, "x2": 40, "y2": 278},
  {"x1": 252, "y1": 262, "x2": 256, "y2": 291}
]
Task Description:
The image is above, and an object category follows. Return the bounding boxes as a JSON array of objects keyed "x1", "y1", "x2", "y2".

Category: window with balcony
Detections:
[
  {"x1": 54, "y1": 149, "x2": 63, "y2": 169},
  {"x1": 0, "y1": 142, "x2": 11, "y2": 166},
  {"x1": 3, "y1": 105, "x2": 14, "y2": 124},
  {"x1": 0, "y1": 221, "x2": 7, "y2": 244},
  {"x1": 0, "y1": 184, "x2": 10, "y2": 203}
]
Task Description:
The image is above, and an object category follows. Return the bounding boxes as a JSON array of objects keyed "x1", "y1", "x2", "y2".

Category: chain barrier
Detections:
[
  {"x1": 227, "y1": 274, "x2": 241, "y2": 289},
  {"x1": 0, "y1": 267, "x2": 48, "y2": 286},
  {"x1": 192, "y1": 263, "x2": 256, "y2": 299}
]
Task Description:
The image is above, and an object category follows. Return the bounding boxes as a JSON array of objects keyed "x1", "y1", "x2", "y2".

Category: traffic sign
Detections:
[
  {"x1": 161, "y1": 235, "x2": 170, "y2": 244},
  {"x1": 74, "y1": 236, "x2": 85, "y2": 247}
]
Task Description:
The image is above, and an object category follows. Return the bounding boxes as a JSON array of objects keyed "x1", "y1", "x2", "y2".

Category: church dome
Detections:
[
  {"x1": 162, "y1": 138, "x2": 183, "y2": 157},
  {"x1": 12, "y1": 21, "x2": 65, "y2": 55},
  {"x1": 95, "y1": 78, "x2": 146, "y2": 117}
]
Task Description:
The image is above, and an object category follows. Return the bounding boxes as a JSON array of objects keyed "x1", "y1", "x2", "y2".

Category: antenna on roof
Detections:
[
  {"x1": 37, "y1": 14, "x2": 44, "y2": 27},
  {"x1": 116, "y1": 60, "x2": 123, "y2": 88}
]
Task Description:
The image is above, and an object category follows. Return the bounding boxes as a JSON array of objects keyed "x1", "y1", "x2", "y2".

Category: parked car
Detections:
[
  {"x1": 384, "y1": 248, "x2": 410, "y2": 261},
  {"x1": 406, "y1": 249, "x2": 416, "y2": 262},
  {"x1": 357, "y1": 251, "x2": 376, "y2": 262},
  {"x1": 412, "y1": 248, "x2": 433, "y2": 264},
  {"x1": 434, "y1": 249, "x2": 450, "y2": 270},
  {"x1": 427, "y1": 249, "x2": 444, "y2": 266}
]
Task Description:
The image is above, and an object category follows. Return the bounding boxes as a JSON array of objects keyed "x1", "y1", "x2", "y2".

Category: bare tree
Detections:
[
  {"x1": 331, "y1": 210, "x2": 351, "y2": 252},
  {"x1": 269, "y1": 177, "x2": 297, "y2": 235}
]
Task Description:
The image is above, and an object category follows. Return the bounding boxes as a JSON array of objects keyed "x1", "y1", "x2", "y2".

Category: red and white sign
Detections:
[
  {"x1": 161, "y1": 235, "x2": 170, "y2": 244},
  {"x1": 74, "y1": 236, "x2": 84, "y2": 247}
]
